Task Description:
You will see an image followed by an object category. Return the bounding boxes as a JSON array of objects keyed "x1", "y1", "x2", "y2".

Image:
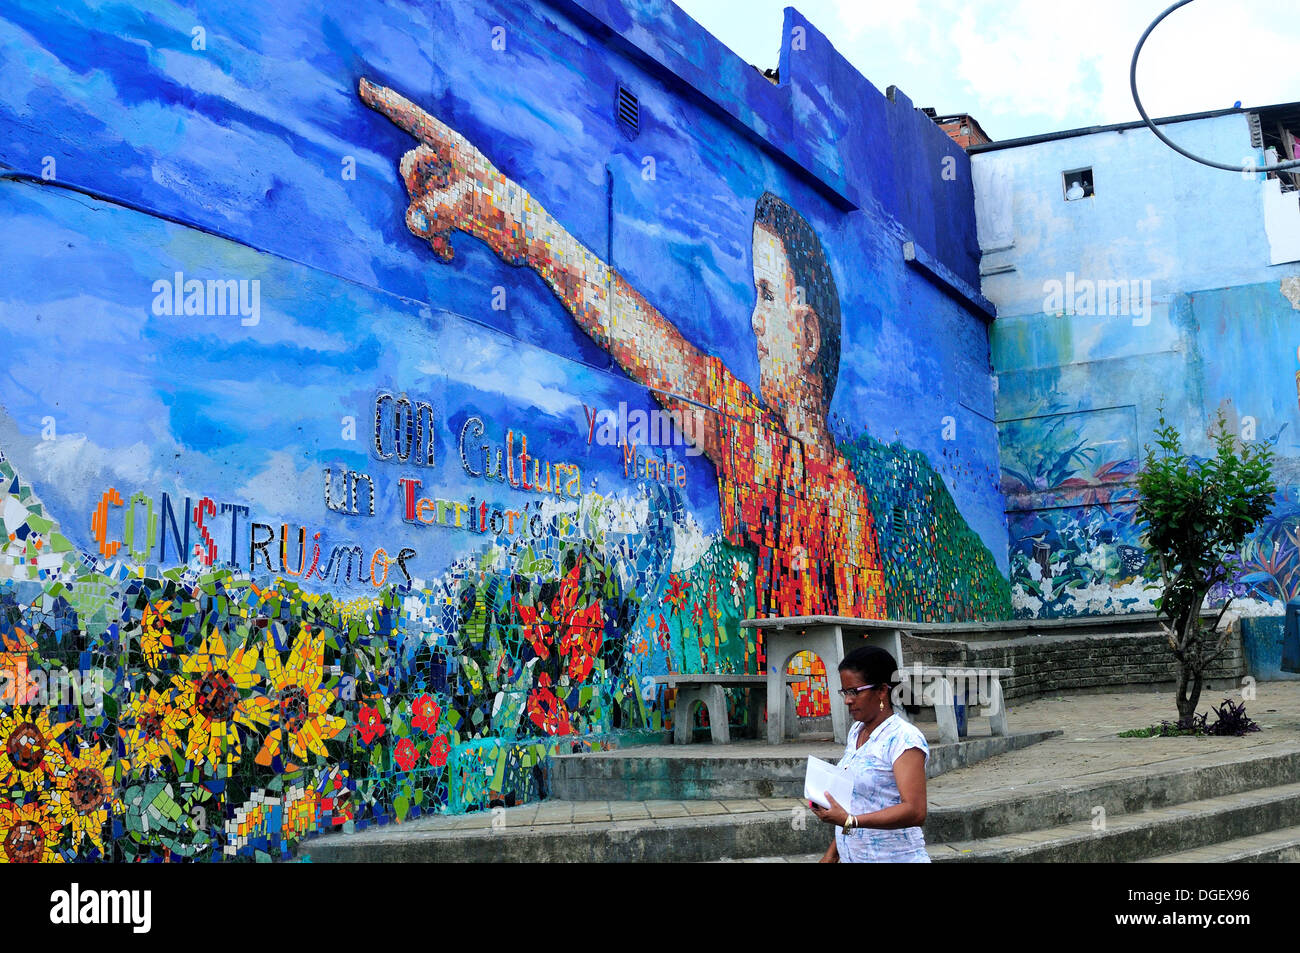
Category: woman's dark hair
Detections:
[
  {"x1": 753, "y1": 192, "x2": 842, "y2": 405},
  {"x1": 838, "y1": 645, "x2": 899, "y2": 686}
]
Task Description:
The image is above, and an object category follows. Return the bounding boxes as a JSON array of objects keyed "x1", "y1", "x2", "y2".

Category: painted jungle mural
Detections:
[{"x1": 1000, "y1": 398, "x2": 1300, "y2": 619}]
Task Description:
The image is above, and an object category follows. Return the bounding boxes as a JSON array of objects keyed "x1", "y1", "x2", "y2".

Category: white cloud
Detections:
[
  {"x1": 234, "y1": 451, "x2": 322, "y2": 517},
  {"x1": 31, "y1": 434, "x2": 161, "y2": 488},
  {"x1": 678, "y1": 0, "x2": 1300, "y2": 141},
  {"x1": 419, "y1": 337, "x2": 583, "y2": 417}
]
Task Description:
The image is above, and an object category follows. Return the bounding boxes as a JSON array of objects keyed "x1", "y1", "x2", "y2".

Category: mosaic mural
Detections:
[{"x1": 0, "y1": 2, "x2": 1009, "y2": 861}]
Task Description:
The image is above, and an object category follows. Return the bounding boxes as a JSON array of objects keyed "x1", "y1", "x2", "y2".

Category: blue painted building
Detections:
[{"x1": 972, "y1": 105, "x2": 1300, "y2": 626}]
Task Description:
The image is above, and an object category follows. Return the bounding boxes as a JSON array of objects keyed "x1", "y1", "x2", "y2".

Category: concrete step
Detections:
[
  {"x1": 299, "y1": 748, "x2": 1300, "y2": 863},
  {"x1": 705, "y1": 852, "x2": 824, "y2": 863},
  {"x1": 1140, "y1": 824, "x2": 1300, "y2": 863},
  {"x1": 929, "y1": 780, "x2": 1300, "y2": 863},
  {"x1": 548, "y1": 729, "x2": 1061, "y2": 801},
  {"x1": 298, "y1": 797, "x2": 829, "y2": 863},
  {"x1": 924, "y1": 745, "x2": 1300, "y2": 844}
]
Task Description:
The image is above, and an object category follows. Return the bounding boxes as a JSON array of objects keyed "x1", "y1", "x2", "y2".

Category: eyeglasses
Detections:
[{"x1": 837, "y1": 684, "x2": 880, "y2": 699}]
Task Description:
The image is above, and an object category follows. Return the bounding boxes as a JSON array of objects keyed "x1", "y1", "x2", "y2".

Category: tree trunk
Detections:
[
  {"x1": 1175, "y1": 662, "x2": 1203, "y2": 726},
  {"x1": 1172, "y1": 603, "x2": 1207, "y2": 727}
]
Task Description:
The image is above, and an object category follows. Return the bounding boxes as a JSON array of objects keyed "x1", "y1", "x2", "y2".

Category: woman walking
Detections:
[{"x1": 811, "y1": 645, "x2": 931, "y2": 863}]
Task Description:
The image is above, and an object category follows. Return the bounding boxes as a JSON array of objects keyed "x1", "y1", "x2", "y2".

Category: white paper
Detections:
[{"x1": 803, "y1": 756, "x2": 852, "y2": 810}]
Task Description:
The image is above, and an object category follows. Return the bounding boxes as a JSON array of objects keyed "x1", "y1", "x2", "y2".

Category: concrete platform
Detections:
[
  {"x1": 547, "y1": 729, "x2": 1061, "y2": 800},
  {"x1": 720, "y1": 682, "x2": 1300, "y2": 862},
  {"x1": 300, "y1": 682, "x2": 1300, "y2": 863}
]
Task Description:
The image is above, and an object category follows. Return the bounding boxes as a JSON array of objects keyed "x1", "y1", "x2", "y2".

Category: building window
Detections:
[
  {"x1": 1251, "y1": 107, "x2": 1300, "y2": 193},
  {"x1": 1063, "y1": 167, "x2": 1094, "y2": 201},
  {"x1": 616, "y1": 84, "x2": 639, "y2": 139}
]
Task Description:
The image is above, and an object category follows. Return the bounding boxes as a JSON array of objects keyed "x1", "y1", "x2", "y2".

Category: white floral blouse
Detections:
[{"x1": 834, "y1": 714, "x2": 931, "y2": 863}]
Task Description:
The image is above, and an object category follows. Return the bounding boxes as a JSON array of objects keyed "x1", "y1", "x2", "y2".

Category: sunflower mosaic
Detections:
[
  {"x1": 0, "y1": 799, "x2": 64, "y2": 864},
  {"x1": 53, "y1": 740, "x2": 119, "y2": 855},
  {"x1": 254, "y1": 624, "x2": 346, "y2": 770},
  {"x1": 0, "y1": 707, "x2": 69, "y2": 793},
  {"x1": 174, "y1": 629, "x2": 269, "y2": 770}
]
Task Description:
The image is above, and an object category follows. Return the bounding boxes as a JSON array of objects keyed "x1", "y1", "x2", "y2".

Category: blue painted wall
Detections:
[
  {"x1": 975, "y1": 113, "x2": 1300, "y2": 619},
  {"x1": 0, "y1": 0, "x2": 1009, "y2": 861}
]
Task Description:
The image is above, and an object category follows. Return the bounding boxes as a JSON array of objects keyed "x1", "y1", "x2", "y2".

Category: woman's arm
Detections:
[
  {"x1": 875, "y1": 747, "x2": 928, "y2": 829},
  {"x1": 811, "y1": 747, "x2": 928, "y2": 830},
  {"x1": 818, "y1": 838, "x2": 839, "y2": 863}
]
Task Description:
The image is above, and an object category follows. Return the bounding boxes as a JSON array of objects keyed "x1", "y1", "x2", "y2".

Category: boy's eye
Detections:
[{"x1": 759, "y1": 281, "x2": 774, "y2": 302}]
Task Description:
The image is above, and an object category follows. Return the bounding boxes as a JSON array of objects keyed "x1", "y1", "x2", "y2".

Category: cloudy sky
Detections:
[{"x1": 676, "y1": 0, "x2": 1300, "y2": 142}]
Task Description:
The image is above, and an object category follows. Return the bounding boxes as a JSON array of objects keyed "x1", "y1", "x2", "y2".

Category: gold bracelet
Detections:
[{"x1": 843, "y1": 813, "x2": 856, "y2": 832}]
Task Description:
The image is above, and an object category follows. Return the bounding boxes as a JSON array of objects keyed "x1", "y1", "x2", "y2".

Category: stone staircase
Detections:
[
  {"x1": 716, "y1": 744, "x2": 1300, "y2": 863},
  {"x1": 926, "y1": 744, "x2": 1300, "y2": 862},
  {"x1": 300, "y1": 730, "x2": 1057, "y2": 862},
  {"x1": 299, "y1": 741, "x2": 1300, "y2": 863}
]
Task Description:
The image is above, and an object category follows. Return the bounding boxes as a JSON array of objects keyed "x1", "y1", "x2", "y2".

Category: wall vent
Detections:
[{"x1": 616, "y1": 84, "x2": 639, "y2": 138}]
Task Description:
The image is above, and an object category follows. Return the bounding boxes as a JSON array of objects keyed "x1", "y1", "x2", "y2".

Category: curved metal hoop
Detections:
[{"x1": 1131, "y1": 0, "x2": 1300, "y2": 174}]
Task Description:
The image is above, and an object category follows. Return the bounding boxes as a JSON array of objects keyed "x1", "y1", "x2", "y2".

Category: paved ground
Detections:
[
  {"x1": 725, "y1": 681, "x2": 1300, "y2": 862},
  {"x1": 927, "y1": 681, "x2": 1300, "y2": 809}
]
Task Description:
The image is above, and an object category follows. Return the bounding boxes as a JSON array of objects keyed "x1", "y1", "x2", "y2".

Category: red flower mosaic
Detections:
[
  {"x1": 393, "y1": 737, "x2": 419, "y2": 772},
  {"x1": 552, "y1": 562, "x2": 603, "y2": 685},
  {"x1": 515, "y1": 601, "x2": 552, "y2": 660},
  {"x1": 559, "y1": 611, "x2": 603, "y2": 683},
  {"x1": 428, "y1": 735, "x2": 450, "y2": 768},
  {"x1": 411, "y1": 694, "x2": 441, "y2": 733},
  {"x1": 525, "y1": 673, "x2": 571, "y2": 736},
  {"x1": 357, "y1": 705, "x2": 385, "y2": 745}
]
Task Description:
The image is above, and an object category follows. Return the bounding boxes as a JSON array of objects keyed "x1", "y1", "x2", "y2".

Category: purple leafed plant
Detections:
[{"x1": 1205, "y1": 698, "x2": 1261, "y2": 737}]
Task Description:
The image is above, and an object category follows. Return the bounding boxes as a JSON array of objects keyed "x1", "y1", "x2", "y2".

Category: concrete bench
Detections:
[
  {"x1": 654, "y1": 674, "x2": 803, "y2": 745},
  {"x1": 894, "y1": 665, "x2": 1013, "y2": 745},
  {"x1": 740, "y1": 616, "x2": 907, "y2": 744}
]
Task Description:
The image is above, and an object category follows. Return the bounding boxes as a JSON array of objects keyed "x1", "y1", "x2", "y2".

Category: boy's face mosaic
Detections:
[{"x1": 751, "y1": 223, "x2": 823, "y2": 416}]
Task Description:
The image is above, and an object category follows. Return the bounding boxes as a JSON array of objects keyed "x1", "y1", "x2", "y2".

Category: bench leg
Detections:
[
  {"x1": 673, "y1": 687, "x2": 700, "y2": 745},
  {"x1": 704, "y1": 684, "x2": 730, "y2": 744},
  {"x1": 746, "y1": 687, "x2": 764, "y2": 740},
  {"x1": 766, "y1": 668, "x2": 783, "y2": 745},
  {"x1": 985, "y1": 678, "x2": 1009, "y2": 737},
  {"x1": 934, "y1": 676, "x2": 960, "y2": 745}
]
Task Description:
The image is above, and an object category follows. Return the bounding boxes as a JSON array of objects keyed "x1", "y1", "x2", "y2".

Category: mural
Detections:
[
  {"x1": 0, "y1": 1, "x2": 1008, "y2": 861},
  {"x1": 999, "y1": 404, "x2": 1147, "y2": 617},
  {"x1": 999, "y1": 399, "x2": 1300, "y2": 619}
]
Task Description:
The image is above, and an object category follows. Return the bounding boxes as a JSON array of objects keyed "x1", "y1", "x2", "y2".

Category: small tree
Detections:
[{"x1": 1136, "y1": 408, "x2": 1275, "y2": 726}]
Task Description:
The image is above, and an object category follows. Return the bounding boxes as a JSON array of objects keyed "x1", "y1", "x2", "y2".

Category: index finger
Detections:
[{"x1": 359, "y1": 77, "x2": 456, "y2": 149}]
